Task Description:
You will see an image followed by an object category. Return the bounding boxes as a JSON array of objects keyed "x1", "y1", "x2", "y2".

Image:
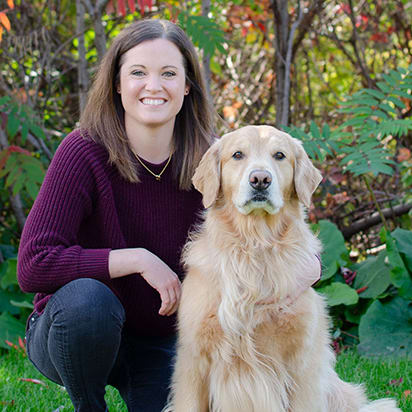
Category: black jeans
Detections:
[{"x1": 26, "y1": 278, "x2": 176, "y2": 412}]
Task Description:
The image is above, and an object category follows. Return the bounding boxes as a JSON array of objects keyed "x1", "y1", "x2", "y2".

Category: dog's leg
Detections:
[{"x1": 164, "y1": 347, "x2": 209, "y2": 412}]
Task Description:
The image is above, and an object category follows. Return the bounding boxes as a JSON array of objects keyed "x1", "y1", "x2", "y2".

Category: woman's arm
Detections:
[
  {"x1": 109, "y1": 248, "x2": 181, "y2": 316},
  {"x1": 17, "y1": 133, "x2": 111, "y2": 293}
]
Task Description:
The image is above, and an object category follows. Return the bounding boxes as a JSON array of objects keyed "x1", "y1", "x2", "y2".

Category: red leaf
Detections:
[
  {"x1": 117, "y1": 0, "x2": 126, "y2": 17},
  {"x1": 356, "y1": 286, "x2": 368, "y2": 294},
  {"x1": 8, "y1": 145, "x2": 31, "y2": 156},
  {"x1": 106, "y1": 0, "x2": 115, "y2": 14},
  {"x1": 389, "y1": 377, "x2": 403, "y2": 386},
  {"x1": 257, "y1": 22, "x2": 266, "y2": 33},
  {"x1": 0, "y1": 149, "x2": 10, "y2": 170},
  {"x1": 7, "y1": 0, "x2": 14, "y2": 9},
  {"x1": 20, "y1": 378, "x2": 49, "y2": 387},
  {"x1": 5, "y1": 340, "x2": 19, "y2": 350},
  {"x1": 127, "y1": 0, "x2": 136, "y2": 13},
  {"x1": 18, "y1": 336, "x2": 26, "y2": 353}
]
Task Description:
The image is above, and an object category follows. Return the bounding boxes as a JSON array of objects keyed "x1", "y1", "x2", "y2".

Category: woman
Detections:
[{"x1": 17, "y1": 19, "x2": 320, "y2": 412}]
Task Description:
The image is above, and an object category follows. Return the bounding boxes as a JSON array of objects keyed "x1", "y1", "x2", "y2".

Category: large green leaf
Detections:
[
  {"x1": 391, "y1": 228, "x2": 412, "y2": 273},
  {"x1": 381, "y1": 228, "x2": 412, "y2": 299},
  {"x1": 318, "y1": 282, "x2": 359, "y2": 306},
  {"x1": 353, "y1": 252, "x2": 391, "y2": 299},
  {"x1": 0, "y1": 257, "x2": 18, "y2": 289},
  {"x1": 358, "y1": 297, "x2": 412, "y2": 359},
  {"x1": 0, "y1": 312, "x2": 26, "y2": 350},
  {"x1": 313, "y1": 220, "x2": 348, "y2": 280},
  {"x1": 0, "y1": 289, "x2": 21, "y2": 315}
]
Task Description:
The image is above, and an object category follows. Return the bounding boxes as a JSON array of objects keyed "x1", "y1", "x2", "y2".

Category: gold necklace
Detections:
[{"x1": 134, "y1": 152, "x2": 172, "y2": 181}]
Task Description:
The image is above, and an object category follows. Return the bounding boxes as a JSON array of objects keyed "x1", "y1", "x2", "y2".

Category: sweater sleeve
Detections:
[{"x1": 17, "y1": 131, "x2": 111, "y2": 294}]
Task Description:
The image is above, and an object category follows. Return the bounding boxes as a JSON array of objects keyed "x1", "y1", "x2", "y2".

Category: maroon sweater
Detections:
[{"x1": 17, "y1": 130, "x2": 204, "y2": 337}]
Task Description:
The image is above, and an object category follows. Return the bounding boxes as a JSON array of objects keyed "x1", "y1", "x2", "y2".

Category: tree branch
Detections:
[{"x1": 341, "y1": 202, "x2": 412, "y2": 240}]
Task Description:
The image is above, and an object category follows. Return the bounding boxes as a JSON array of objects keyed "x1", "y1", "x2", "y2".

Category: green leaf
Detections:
[
  {"x1": 0, "y1": 95, "x2": 11, "y2": 107},
  {"x1": 29, "y1": 123, "x2": 46, "y2": 140},
  {"x1": 364, "y1": 89, "x2": 386, "y2": 100},
  {"x1": 0, "y1": 257, "x2": 18, "y2": 288},
  {"x1": 387, "y1": 96, "x2": 406, "y2": 109},
  {"x1": 25, "y1": 180, "x2": 40, "y2": 201},
  {"x1": 0, "y1": 289, "x2": 20, "y2": 315},
  {"x1": 313, "y1": 220, "x2": 348, "y2": 280},
  {"x1": 6, "y1": 113, "x2": 20, "y2": 138},
  {"x1": 353, "y1": 252, "x2": 391, "y2": 298},
  {"x1": 318, "y1": 282, "x2": 359, "y2": 306},
  {"x1": 391, "y1": 228, "x2": 412, "y2": 273},
  {"x1": 381, "y1": 228, "x2": 412, "y2": 299},
  {"x1": 358, "y1": 297, "x2": 412, "y2": 359},
  {"x1": 0, "y1": 312, "x2": 26, "y2": 350},
  {"x1": 310, "y1": 121, "x2": 320, "y2": 139}
]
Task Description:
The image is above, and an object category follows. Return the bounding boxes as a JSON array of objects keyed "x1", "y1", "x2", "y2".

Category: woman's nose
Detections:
[{"x1": 145, "y1": 75, "x2": 162, "y2": 92}]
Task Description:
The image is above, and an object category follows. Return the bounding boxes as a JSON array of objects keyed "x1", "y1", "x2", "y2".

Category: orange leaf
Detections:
[
  {"x1": 403, "y1": 390, "x2": 411, "y2": 398},
  {"x1": 0, "y1": 26, "x2": 3, "y2": 42},
  {"x1": 7, "y1": 0, "x2": 14, "y2": 9},
  {"x1": 0, "y1": 12, "x2": 11, "y2": 31}
]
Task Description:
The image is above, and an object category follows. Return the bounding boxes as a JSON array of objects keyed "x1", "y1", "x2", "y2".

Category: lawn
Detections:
[{"x1": 0, "y1": 347, "x2": 410, "y2": 411}]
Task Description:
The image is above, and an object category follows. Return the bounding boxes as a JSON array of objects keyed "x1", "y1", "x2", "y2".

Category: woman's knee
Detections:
[{"x1": 49, "y1": 278, "x2": 125, "y2": 336}]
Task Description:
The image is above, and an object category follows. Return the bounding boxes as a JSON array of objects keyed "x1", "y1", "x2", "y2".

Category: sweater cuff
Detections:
[{"x1": 78, "y1": 248, "x2": 111, "y2": 282}]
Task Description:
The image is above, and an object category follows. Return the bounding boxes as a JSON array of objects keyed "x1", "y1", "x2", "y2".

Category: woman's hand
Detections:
[
  {"x1": 138, "y1": 249, "x2": 182, "y2": 316},
  {"x1": 109, "y1": 248, "x2": 182, "y2": 316}
]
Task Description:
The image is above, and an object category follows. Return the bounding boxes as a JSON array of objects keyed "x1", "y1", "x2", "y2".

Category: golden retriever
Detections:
[{"x1": 165, "y1": 126, "x2": 401, "y2": 412}]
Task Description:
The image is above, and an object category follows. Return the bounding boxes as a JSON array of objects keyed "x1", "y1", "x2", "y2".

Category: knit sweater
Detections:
[{"x1": 17, "y1": 130, "x2": 204, "y2": 337}]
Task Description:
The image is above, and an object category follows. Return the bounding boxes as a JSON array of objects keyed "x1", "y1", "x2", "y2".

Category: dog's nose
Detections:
[{"x1": 249, "y1": 170, "x2": 272, "y2": 190}]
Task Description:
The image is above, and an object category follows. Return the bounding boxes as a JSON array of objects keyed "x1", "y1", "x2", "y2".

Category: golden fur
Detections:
[{"x1": 164, "y1": 126, "x2": 401, "y2": 412}]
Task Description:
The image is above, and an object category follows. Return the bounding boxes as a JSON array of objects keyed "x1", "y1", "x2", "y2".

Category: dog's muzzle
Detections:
[{"x1": 249, "y1": 169, "x2": 272, "y2": 191}]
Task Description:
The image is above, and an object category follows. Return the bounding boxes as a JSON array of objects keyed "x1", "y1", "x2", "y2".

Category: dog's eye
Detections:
[
  {"x1": 232, "y1": 151, "x2": 244, "y2": 160},
  {"x1": 274, "y1": 152, "x2": 286, "y2": 160}
]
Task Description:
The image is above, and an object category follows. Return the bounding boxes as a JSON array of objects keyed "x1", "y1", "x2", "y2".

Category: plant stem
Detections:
[{"x1": 362, "y1": 175, "x2": 389, "y2": 232}]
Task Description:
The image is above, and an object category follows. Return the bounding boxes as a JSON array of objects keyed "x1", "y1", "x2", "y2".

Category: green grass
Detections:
[{"x1": 0, "y1": 348, "x2": 410, "y2": 411}]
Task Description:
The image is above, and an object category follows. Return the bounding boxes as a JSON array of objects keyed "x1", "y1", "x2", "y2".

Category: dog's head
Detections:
[{"x1": 193, "y1": 125, "x2": 322, "y2": 214}]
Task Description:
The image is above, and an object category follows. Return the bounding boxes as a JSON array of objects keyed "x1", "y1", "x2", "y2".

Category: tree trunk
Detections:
[
  {"x1": 76, "y1": 0, "x2": 89, "y2": 114},
  {"x1": 271, "y1": 0, "x2": 324, "y2": 127},
  {"x1": 202, "y1": 0, "x2": 212, "y2": 102}
]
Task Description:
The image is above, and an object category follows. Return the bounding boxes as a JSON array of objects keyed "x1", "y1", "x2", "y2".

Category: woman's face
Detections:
[{"x1": 118, "y1": 38, "x2": 189, "y2": 134}]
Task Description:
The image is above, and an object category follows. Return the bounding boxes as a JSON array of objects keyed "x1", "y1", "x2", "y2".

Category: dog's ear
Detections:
[
  {"x1": 192, "y1": 142, "x2": 221, "y2": 208},
  {"x1": 293, "y1": 140, "x2": 323, "y2": 208}
]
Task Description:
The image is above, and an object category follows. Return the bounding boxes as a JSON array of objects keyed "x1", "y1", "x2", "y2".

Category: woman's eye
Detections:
[
  {"x1": 163, "y1": 71, "x2": 176, "y2": 78},
  {"x1": 232, "y1": 151, "x2": 244, "y2": 160},
  {"x1": 132, "y1": 70, "x2": 145, "y2": 77},
  {"x1": 274, "y1": 152, "x2": 286, "y2": 160}
]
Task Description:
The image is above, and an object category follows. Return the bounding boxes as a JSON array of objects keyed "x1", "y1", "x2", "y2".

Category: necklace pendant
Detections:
[{"x1": 155, "y1": 175, "x2": 161, "y2": 181}]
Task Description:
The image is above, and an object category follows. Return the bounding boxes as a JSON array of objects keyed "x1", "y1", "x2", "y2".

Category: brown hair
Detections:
[{"x1": 80, "y1": 19, "x2": 214, "y2": 190}]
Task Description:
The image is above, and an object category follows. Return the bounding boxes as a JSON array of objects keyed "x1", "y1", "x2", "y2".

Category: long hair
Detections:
[{"x1": 80, "y1": 19, "x2": 214, "y2": 190}]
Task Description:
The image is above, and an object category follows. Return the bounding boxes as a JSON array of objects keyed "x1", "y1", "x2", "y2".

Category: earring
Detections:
[{"x1": 185, "y1": 89, "x2": 189, "y2": 95}]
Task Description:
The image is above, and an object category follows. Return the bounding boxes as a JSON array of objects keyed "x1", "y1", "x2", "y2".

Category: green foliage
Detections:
[
  {"x1": 353, "y1": 253, "x2": 391, "y2": 299},
  {"x1": 0, "y1": 97, "x2": 46, "y2": 201},
  {"x1": 0, "y1": 245, "x2": 33, "y2": 350},
  {"x1": 318, "y1": 282, "x2": 359, "y2": 306},
  {"x1": 312, "y1": 219, "x2": 348, "y2": 280},
  {"x1": 178, "y1": 12, "x2": 226, "y2": 57},
  {"x1": 286, "y1": 64, "x2": 412, "y2": 177},
  {"x1": 358, "y1": 297, "x2": 412, "y2": 359},
  {"x1": 313, "y1": 220, "x2": 412, "y2": 358},
  {"x1": 0, "y1": 97, "x2": 46, "y2": 143}
]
